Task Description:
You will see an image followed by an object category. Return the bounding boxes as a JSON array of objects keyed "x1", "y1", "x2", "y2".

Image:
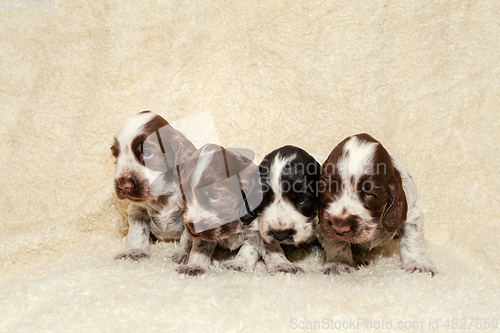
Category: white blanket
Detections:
[{"x1": 1, "y1": 1, "x2": 499, "y2": 331}]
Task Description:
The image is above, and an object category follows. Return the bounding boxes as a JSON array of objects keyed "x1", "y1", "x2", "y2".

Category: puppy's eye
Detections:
[
  {"x1": 143, "y1": 149, "x2": 152, "y2": 158},
  {"x1": 361, "y1": 183, "x2": 374, "y2": 196},
  {"x1": 298, "y1": 197, "x2": 308, "y2": 205},
  {"x1": 209, "y1": 194, "x2": 220, "y2": 202}
]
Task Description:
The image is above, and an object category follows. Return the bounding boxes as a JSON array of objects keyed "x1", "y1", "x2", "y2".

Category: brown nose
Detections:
[
  {"x1": 332, "y1": 224, "x2": 351, "y2": 235},
  {"x1": 330, "y1": 215, "x2": 358, "y2": 235},
  {"x1": 117, "y1": 178, "x2": 134, "y2": 193}
]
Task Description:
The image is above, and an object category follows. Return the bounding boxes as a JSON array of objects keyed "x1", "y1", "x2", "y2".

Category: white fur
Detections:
[
  {"x1": 338, "y1": 136, "x2": 377, "y2": 180},
  {"x1": 269, "y1": 153, "x2": 295, "y2": 194},
  {"x1": 114, "y1": 112, "x2": 163, "y2": 187},
  {"x1": 183, "y1": 197, "x2": 221, "y2": 233},
  {"x1": 320, "y1": 137, "x2": 437, "y2": 276},
  {"x1": 250, "y1": 149, "x2": 317, "y2": 274},
  {"x1": 176, "y1": 145, "x2": 257, "y2": 275},
  {"x1": 113, "y1": 112, "x2": 192, "y2": 263},
  {"x1": 323, "y1": 137, "x2": 378, "y2": 242},
  {"x1": 259, "y1": 200, "x2": 314, "y2": 244},
  {"x1": 325, "y1": 136, "x2": 376, "y2": 223},
  {"x1": 191, "y1": 145, "x2": 219, "y2": 188},
  {"x1": 260, "y1": 152, "x2": 312, "y2": 244}
]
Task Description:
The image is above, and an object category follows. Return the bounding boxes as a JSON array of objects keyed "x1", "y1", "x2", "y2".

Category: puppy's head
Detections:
[
  {"x1": 254, "y1": 146, "x2": 320, "y2": 245},
  {"x1": 111, "y1": 111, "x2": 196, "y2": 202},
  {"x1": 319, "y1": 133, "x2": 407, "y2": 244},
  {"x1": 179, "y1": 144, "x2": 261, "y2": 242}
]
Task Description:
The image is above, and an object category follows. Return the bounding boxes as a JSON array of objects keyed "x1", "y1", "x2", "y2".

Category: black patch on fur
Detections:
[{"x1": 256, "y1": 145, "x2": 321, "y2": 220}]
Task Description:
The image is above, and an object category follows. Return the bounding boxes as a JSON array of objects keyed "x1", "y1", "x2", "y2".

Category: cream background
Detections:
[{"x1": 1, "y1": 0, "x2": 499, "y2": 332}]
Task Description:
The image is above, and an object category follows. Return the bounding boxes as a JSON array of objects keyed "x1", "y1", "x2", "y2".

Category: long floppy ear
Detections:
[
  {"x1": 155, "y1": 124, "x2": 196, "y2": 168},
  {"x1": 169, "y1": 130, "x2": 197, "y2": 167},
  {"x1": 381, "y1": 171, "x2": 408, "y2": 233},
  {"x1": 236, "y1": 162, "x2": 263, "y2": 225}
]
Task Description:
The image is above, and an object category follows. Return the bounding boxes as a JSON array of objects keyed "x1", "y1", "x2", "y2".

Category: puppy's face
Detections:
[
  {"x1": 257, "y1": 146, "x2": 320, "y2": 245},
  {"x1": 180, "y1": 144, "x2": 260, "y2": 242},
  {"x1": 111, "y1": 111, "x2": 195, "y2": 202},
  {"x1": 319, "y1": 134, "x2": 407, "y2": 244}
]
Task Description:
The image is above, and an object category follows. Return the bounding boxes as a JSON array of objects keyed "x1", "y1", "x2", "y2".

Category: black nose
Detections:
[{"x1": 270, "y1": 228, "x2": 296, "y2": 241}]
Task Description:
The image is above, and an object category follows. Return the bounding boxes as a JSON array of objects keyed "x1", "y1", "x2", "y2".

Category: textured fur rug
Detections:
[{"x1": 1, "y1": 0, "x2": 499, "y2": 332}]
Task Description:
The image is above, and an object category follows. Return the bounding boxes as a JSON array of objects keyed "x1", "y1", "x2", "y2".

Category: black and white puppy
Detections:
[
  {"x1": 235, "y1": 145, "x2": 321, "y2": 274},
  {"x1": 318, "y1": 133, "x2": 437, "y2": 276},
  {"x1": 111, "y1": 111, "x2": 196, "y2": 263},
  {"x1": 169, "y1": 143, "x2": 262, "y2": 276}
]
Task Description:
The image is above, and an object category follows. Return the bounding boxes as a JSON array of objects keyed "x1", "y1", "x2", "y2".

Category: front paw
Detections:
[
  {"x1": 221, "y1": 259, "x2": 251, "y2": 272},
  {"x1": 268, "y1": 262, "x2": 304, "y2": 274},
  {"x1": 353, "y1": 255, "x2": 369, "y2": 267},
  {"x1": 402, "y1": 261, "x2": 438, "y2": 277},
  {"x1": 115, "y1": 249, "x2": 150, "y2": 261},
  {"x1": 171, "y1": 250, "x2": 189, "y2": 265},
  {"x1": 321, "y1": 262, "x2": 356, "y2": 275},
  {"x1": 176, "y1": 265, "x2": 207, "y2": 276}
]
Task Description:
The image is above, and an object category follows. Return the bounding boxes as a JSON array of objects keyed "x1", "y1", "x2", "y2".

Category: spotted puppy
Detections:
[
  {"x1": 234, "y1": 145, "x2": 321, "y2": 274},
  {"x1": 318, "y1": 133, "x2": 437, "y2": 276},
  {"x1": 167, "y1": 143, "x2": 262, "y2": 276},
  {"x1": 112, "y1": 111, "x2": 196, "y2": 264}
]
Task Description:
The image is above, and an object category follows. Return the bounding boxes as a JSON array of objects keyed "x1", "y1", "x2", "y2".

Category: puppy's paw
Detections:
[
  {"x1": 268, "y1": 262, "x2": 304, "y2": 274},
  {"x1": 353, "y1": 255, "x2": 369, "y2": 267},
  {"x1": 221, "y1": 258, "x2": 251, "y2": 272},
  {"x1": 176, "y1": 265, "x2": 207, "y2": 276},
  {"x1": 321, "y1": 262, "x2": 356, "y2": 275},
  {"x1": 115, "y1": 249, "x2": 150, "y2": 261},
  {"x1": 402, "y1": 261, "x2": 438, "y2": 277},
  {"x1": 171, "y1": 250, "x2": 189, "y2": 265}
]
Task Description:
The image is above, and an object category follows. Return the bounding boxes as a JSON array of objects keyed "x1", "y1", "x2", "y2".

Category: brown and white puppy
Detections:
[
  {"x1": 318, "y1": 133, "x2": 437, "y2": 276},
  {"x1": 169, "y1": 143, "x2": 262, "y2": 276},
  {"x1": 112, "y1": 111, "x2": 196, "y2": 263}
]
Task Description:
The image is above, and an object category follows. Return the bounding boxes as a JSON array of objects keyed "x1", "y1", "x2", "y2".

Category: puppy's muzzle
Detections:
[
  {"x1": 268, "y1": 228, "x2": 296, "y2": 242},
  {"x1": 116, "y1": 177, "x2": 134, "y2": 194},
  {"x1": 331, "y1": 215, "x2": 358, "y2": 235}
]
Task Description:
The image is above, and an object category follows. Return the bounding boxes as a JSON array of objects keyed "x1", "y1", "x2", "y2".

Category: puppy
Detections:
[
  {"x1": 318, "y1": 133, "x2": 438, "y2": 276},
  {"x1": 112, "y1": 111, "x2": 196, "y2": 264},
  {"x1": 237, "y1": 145, "x2": 321, "y2": 274},
  {"x1": 169, "y1": 143, "x2": 262, "y2": 276}
]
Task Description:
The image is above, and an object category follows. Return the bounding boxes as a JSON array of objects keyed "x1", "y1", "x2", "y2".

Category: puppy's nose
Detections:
[
  {"x1": 117, "y1": 178, "x2": 134, "y2": 193},
  {"x1": 332, "y1": 224, "x2": 351, "y2": 235},
  {"x1": 271, "y1": 228, "x2": 296, "y2": 241}
]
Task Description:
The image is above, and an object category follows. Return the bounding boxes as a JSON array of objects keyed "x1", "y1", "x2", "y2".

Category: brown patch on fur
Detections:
[
  {"x1": 321, "y1": 136, "x2": 350, "y2": 176},
  {"x1": 179, "y1": 144, "x2": 258, "y2": 242},
  {"x1": 319, "y1": 136, "x2": 351, "y2": 202},
  {"x1": 130, "y1": 115, "x2": 170, "y2": 166},
  {"x1": 143, "y1": 115, "x2": 169, "y2": 135},
  {"x1": 184, "y1": 220, "x2": 240, "y2": 242},
  {"x1": 319, "y1": 133, "x2": 408, "y2": 242},
  {"x1": 115, "y1": 172, "x2": 154, "y2": 202},
  {"x1": 110, "y1": 138, "x2": 120, "y2": 158},
  {"x1": 380, "y1": 167, "x2": 407, "y2": 232}
]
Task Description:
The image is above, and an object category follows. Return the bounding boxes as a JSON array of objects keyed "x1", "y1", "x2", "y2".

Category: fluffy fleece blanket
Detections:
[{"x1": 1, "y1": 0, "x2": 499, "y2": 332}]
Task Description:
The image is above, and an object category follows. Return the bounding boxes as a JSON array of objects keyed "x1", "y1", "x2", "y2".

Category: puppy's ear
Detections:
[
  {"x1": 240, "y1": 210, "x2": 258, "y2": 225},
  {"x1": 237, "y1": 163, "x2": 263, "y2": 225},
  {"x1": 155, "y1": 125, "x2": 196, "y2": 169},
  {"x1": 169, "y1": 131, "x2": 197, "y2": 167},
  {"x1": 381, "y1": 170, "x2": 407, "y2": 233}
]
